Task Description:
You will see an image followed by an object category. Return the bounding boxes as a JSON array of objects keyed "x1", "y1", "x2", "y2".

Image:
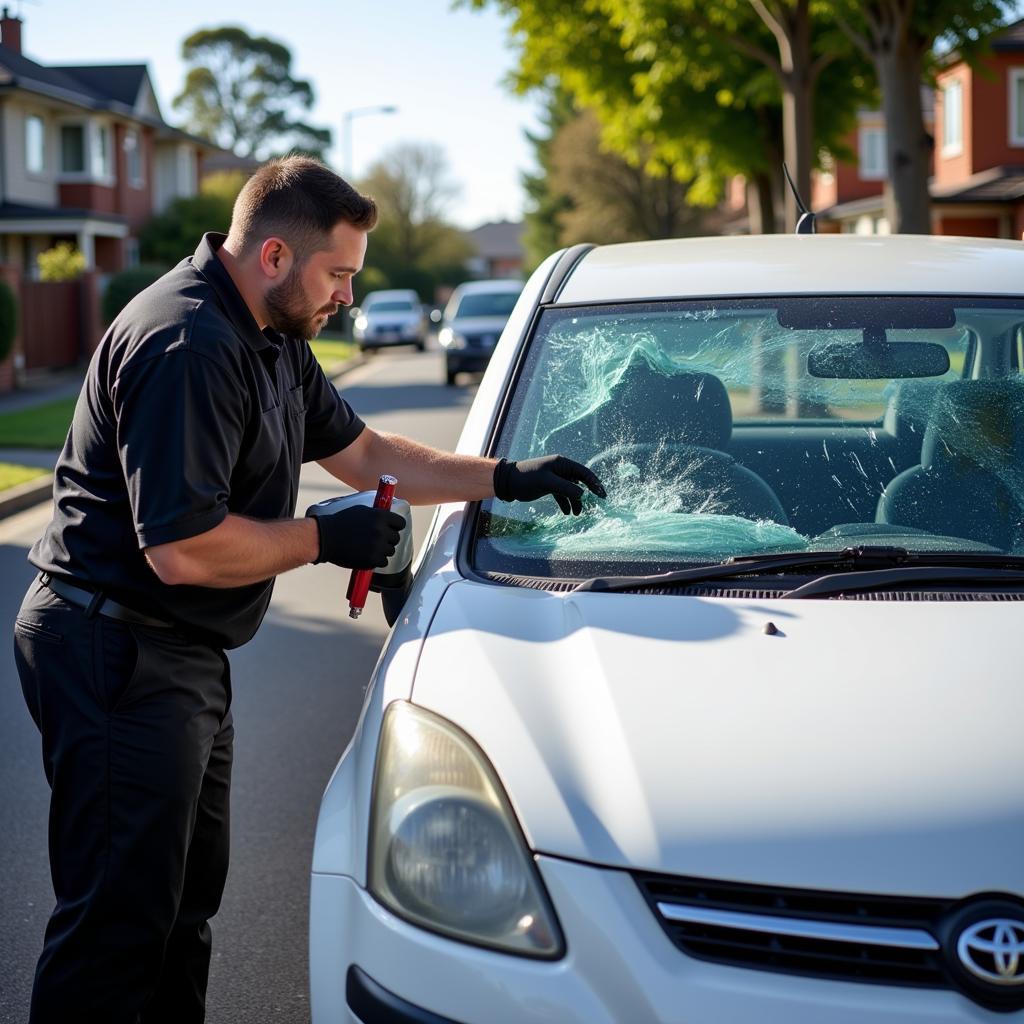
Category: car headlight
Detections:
[
  {"x1": 368, "y1": 701, "x2": 564, "y2": 958},
  {"x1": 354, "y1": 315, "x2": 368, "y2": 331},
  {"x1": 438, "y1": 328, "x2": 466, "y2": 349}
]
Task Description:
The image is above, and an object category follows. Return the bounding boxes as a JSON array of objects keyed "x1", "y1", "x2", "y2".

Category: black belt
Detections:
[{"x1": 40, "y1": 573, "x2": 175, "y2": 630}]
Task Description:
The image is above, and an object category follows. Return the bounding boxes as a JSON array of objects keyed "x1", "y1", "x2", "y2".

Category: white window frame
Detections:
[
  {"x1": 858, "y1": 127, "x2": 887, "y2": 181},
  {"x1": 123, "y1": 128, "x2": 145, "y2": 189},
  {"x1": 942, "y1": 78, "x2": 964, "y2": 157},
  {"x1": 25, "y1": 113, "x2": 46, "y2": 176},
  {"x1": 1009, "y1": 69, "x2": 1024, "y2": 147},
  {"x1": 56, "y1": 118, "x2": 115, "y2": 185}
]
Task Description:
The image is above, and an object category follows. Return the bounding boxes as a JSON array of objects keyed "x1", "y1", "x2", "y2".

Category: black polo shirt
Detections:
[{"x1": 30, "y1": 233, "x2": 364, "y2": 649}]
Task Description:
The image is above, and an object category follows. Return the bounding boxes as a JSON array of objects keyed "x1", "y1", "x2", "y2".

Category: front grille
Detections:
[{"x1": 635, "y1": 872, "x2": 951, "y2": 988}]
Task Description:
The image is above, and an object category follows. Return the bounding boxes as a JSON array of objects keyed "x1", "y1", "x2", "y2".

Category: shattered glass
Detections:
[{"x1": 475, "y1": 297, "x2": 1024, "y2": 578}]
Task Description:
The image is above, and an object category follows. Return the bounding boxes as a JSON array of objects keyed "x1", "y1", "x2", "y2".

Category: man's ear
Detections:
[{"x1": 258, "y1": 237, "x2": 293, "y2": 280}]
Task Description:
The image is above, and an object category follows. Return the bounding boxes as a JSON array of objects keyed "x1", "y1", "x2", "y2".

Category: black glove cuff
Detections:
[
  {"x1": 493, "y1": 458, "x2": 513, "y2": 501},
  {"x1": 308, "y1": 510, "x2": 327, "y2": 564}
]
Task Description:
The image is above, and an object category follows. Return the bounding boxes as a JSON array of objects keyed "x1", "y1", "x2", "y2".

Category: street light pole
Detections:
[{"x1": 341, "y1": 104, "x2": 398, "y2": 179}]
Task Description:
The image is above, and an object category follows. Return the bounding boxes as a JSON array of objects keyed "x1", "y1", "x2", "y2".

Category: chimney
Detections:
[{"x1": 1, "y1": 7, "x2": 22, "y2": 55}]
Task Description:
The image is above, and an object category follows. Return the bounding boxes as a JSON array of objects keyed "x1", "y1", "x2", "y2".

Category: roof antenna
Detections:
[{"x1": 783, "y1": 162, "x2": 816, "y2": 235}]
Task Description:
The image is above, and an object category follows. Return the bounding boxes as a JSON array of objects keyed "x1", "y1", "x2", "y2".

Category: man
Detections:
[{"x1": 12, "y1": 155, "x2": 604, "y2": 1023}]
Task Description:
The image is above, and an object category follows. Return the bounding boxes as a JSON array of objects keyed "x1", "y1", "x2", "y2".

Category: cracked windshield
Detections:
[{"x1": 476, "y1": 298, "x2": 1024, "y2": 577}]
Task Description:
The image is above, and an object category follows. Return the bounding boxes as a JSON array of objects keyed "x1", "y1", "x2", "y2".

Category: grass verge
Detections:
[
  {"x1": 309, "y1": 338, "x2": 358, "y2": 372},
  {"x1": 0, "y1": 397, "x2": 77, "y2": 448},
  {"x1": 0, "y1": 461, "x2": 48, "y2": 493}
]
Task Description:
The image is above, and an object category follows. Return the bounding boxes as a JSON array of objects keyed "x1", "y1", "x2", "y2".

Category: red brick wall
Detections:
[
  {"x1": 59, "y1": 182, "x2": 117, "y2": 214},
  {"x1": 114, "y1": 123, "x2": 155, "y2": 233},
  {"x1": 935, "y1": 66, "x2": 973, "y2": 186},
  {"x1": 971, "y1": 52, "x2": 1024, "y2": 173}
]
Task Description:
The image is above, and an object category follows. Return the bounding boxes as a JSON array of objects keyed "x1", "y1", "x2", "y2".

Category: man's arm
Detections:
[
  {"x1": 317, "y1": 427, "x2": 496, "y2": 504},
  {"x1": 145, "y1": 514, "x2": 319, "y2": 588},
  {"x1": 317, "y1": 427, "x2": 607, "y2": 513}
]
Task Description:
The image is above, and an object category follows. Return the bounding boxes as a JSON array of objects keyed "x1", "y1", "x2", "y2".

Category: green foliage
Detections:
[
  {"x1": 173, "y1": 25, "x2": 331, "y2": 159},
  {"x1": 0, "y1": 279, "x2": 16, "y2": 364},
  {"x1": 464, "y1": 0, "x2": 871, "y2": 223},
  {"x1": 0, "y1": 397, "x2": 77, "y2": 448},
  {"x1": 358, "y1": 143, "x2": 474, "y2": 302},
  {"x1": 101, "y1": 266, "x2": 167, "y2": 326},
  {"x1": 37, "y1": 242, "x2": 86, "y2": 282},
  {"x1": 139, "y1": 172, "x2": 248, "y2": 267}
]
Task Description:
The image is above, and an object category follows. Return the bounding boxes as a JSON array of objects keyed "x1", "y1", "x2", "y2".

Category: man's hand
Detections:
[
  {"x1": 493, "y1": 455, "x2": 607, "y2": 515},
  {"x1": 309, "y1": 504, "x2": 407, "y2": 568}
]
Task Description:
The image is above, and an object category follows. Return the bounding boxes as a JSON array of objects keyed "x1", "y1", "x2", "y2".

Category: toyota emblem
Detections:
[{"x1": 956, "y1": 918, "x2": 1024, "y2": 986}]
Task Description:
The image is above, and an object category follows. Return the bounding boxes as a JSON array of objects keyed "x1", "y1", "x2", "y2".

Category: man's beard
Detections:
[{"x1": 264, "y1": 266, "x2": 336, "y2": 339}]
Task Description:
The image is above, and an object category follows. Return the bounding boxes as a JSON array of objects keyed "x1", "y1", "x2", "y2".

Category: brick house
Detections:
[
  {"x1": 811, "y1": 18, "x2": 1024, "y2": 237},
  {"x1": 0, "y1": 8, "x2": 222, "y2": 276},
  {"x1": 0, "y1": 9, "x2": 235, "y2": 392}
]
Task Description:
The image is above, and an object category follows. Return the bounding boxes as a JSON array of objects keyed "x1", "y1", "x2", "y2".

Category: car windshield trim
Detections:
[{"x1": 574, "y1": 549, "x2": 1024, "y2": 593}]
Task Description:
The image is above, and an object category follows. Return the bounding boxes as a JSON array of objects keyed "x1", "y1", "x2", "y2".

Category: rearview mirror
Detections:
[{"x1": 808, "y1": 340, "x2": 951, "y2": 379}]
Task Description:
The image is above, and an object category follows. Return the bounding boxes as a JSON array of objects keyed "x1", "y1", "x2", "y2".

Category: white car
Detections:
[
  {"x1": 438, "y1": 278, "x2": 523, "y2": 385},
  {"x1": 310, "y1": 235, "x2": 1024, "y2": 1023},
  {"x1": 353, "y1": 289, "x2": 427, "y2": 352}
]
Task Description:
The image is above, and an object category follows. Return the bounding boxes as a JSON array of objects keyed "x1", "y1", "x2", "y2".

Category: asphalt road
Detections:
[{"x1": 0, "y1": 347, "x2": 478, "y2": 1023}]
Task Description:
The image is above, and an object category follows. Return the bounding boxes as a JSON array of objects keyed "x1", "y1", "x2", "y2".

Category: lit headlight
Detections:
[
  {"x1": 438, "y1": 328, "x2": 465, "y2": 349},
  {"x1": 354, "y1": 315, "x2": 368, "y2": 331},
  {"x1": 368, "y1": 701, "x2": 563, "y2": 958}
]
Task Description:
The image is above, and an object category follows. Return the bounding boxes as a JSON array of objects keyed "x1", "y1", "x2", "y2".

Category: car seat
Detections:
[
  {"x1": 547, "y1": 357, "x2": 789, "y2": 525},
  {"x1": 876, "y1": 379, "x2": 1024, "y2": 550}
]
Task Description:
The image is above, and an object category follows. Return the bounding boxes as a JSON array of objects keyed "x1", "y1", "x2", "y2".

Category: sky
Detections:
[{"x1": 11, "y1": 0, "x2": 542, "y2": 228}]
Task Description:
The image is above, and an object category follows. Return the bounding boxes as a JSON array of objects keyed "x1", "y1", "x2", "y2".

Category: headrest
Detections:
[
  {"x1": 596, "y1": 360, "x2": 733, "y2": 450},
  {"x1": 883, "y1": 379, "x2": 942, "y2": 438},
  {"x1": 921, "y1": 379, "x2": 1024, "y2": 471}
]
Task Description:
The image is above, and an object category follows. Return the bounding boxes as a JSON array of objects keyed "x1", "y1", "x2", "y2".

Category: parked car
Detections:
[
  {"x1": 352, "y1": 289, "x2": 427, "y2": 352},
  {"x1": 310, "y1": 234, "x2": 1024, "y2": 1024},
  {"x1": 438, "y1": 278, "x2": 523, "y2": 385}
]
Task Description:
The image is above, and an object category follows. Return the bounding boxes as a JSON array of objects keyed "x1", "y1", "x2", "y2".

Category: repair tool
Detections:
[{"x1": 347, "y1": 474, "x2": 398, "y2": 618}]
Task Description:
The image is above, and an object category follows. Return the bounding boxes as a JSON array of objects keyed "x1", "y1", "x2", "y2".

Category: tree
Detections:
[
  {"x1": 465, "y1": 0, "x2": 869, "y2": 231},
  {"x1": 358, "y1": 143, "x2": 473, "y2": 300},
  {"x1": 540, "y1": 101, "x2": 721, "y2": 249},
  {"x1": 834, "y1": 0, "x2": 1014, "y2": 234},
  {"x1": 521, "y1": 89, "x2": 577, "y2": 269},
  {"x1": 139, "y1": 171, "x2": 248, "y2": 266},
  {"x1": 173, "y1": 26, "x2": 331, "y2": 159}
]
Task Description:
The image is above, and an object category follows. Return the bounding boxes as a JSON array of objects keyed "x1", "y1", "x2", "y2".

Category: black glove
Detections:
[
  {"x1": 493, "y1": 455, "x2": 607, "y2": 516},
  {"x1": 309, "y1": 504, "x2": 407, "y2": 568}
]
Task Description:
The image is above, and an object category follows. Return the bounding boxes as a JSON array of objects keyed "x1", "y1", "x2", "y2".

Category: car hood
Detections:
[{"x1": 412, "y1": 581, "x2": 1024, "y2": 896}]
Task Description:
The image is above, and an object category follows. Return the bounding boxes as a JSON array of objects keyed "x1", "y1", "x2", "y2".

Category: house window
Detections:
[
  {"x1": 93, "y1": 124, "x2": 112, "y2": 178},
  {"x1": 60, "y1": 124, "x2": 87, "y2": 173},
  {"x1": 942, "y1": 78, "x2": 963, "y2": 156},
  {"x1": 1010, "y1": 70, "x2": 1024, "y2": 147},
  {"x1": 859, "y1": 127, "x2": 887, "y2": 180},
  {"x1": 124, "y1": 129, "x2": 144, "y2": 187},
  {"x1": 25, "y1": 114, "x2": 45, "y2": 174}
]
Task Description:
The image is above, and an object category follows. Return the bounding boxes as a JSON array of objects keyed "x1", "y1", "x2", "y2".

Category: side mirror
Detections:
[{"x1": 304, "y1": 491, "x2": 414, "y2": 626}]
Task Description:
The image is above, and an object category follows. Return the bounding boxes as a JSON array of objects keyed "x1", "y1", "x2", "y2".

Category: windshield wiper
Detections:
[
  {"x1": 786, "y1": 564, "x2": 1024, "y2": 599},
  {"x1": 574, "y1": 546, "x2": 1024, "y2": 594}
]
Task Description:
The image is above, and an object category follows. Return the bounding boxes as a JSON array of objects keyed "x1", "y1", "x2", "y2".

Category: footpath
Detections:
[{"x1": 0, "y1": 349, "x2": 365, "y2": 521}]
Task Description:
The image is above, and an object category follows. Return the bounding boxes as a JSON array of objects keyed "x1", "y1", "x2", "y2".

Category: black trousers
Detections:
[{"x1": 13, "y1": 577, "x2": 233, "y2": 1024}]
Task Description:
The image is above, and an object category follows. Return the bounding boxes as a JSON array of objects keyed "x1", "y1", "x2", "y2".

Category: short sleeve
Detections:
[
  {"x1": 112, "y1": 350, "x2": 245, "y2": 548},
  {"x1": 299, "y1": 342, "x2": 364, "y2": 462}
]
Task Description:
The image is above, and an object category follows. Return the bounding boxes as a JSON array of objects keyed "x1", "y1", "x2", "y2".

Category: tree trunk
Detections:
[
  {"x1": 747, "y1": 172, "x2": 777, "y2": 234},
  {"x1": 875, "y1": 42, "x2": 932, "y2": 234},
  {"x1": 781, "y1": 68, "x2": 814, "y2": 232}
]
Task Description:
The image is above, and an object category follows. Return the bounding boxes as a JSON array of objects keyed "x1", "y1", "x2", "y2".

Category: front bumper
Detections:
[
  {"x1": 445, "y1": 350, "x2": 493, "y2": 374},
  {"x1": 311, "y1": 857, "x2": 994, "y2": 1024}
]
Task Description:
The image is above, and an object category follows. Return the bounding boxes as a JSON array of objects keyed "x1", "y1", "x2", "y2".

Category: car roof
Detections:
[
  {"x1": 451, "y1": 278, "x2": 523, "y2": 296},
  {"x1": 364, "y1": 289, "x2": 419, "y2": 301},
  {"x1": 556, "y1": 235, "x2": 1024, "y2": 304}
]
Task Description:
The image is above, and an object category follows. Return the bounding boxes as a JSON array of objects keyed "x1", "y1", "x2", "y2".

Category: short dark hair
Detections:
[{"x1": 229, "y1": 155, "x2": 378, "y2": 261}]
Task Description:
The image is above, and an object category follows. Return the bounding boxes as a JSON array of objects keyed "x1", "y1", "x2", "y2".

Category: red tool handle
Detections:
[{"x1": 347, "y1": 474, "x2": 397, "y2": 619}]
